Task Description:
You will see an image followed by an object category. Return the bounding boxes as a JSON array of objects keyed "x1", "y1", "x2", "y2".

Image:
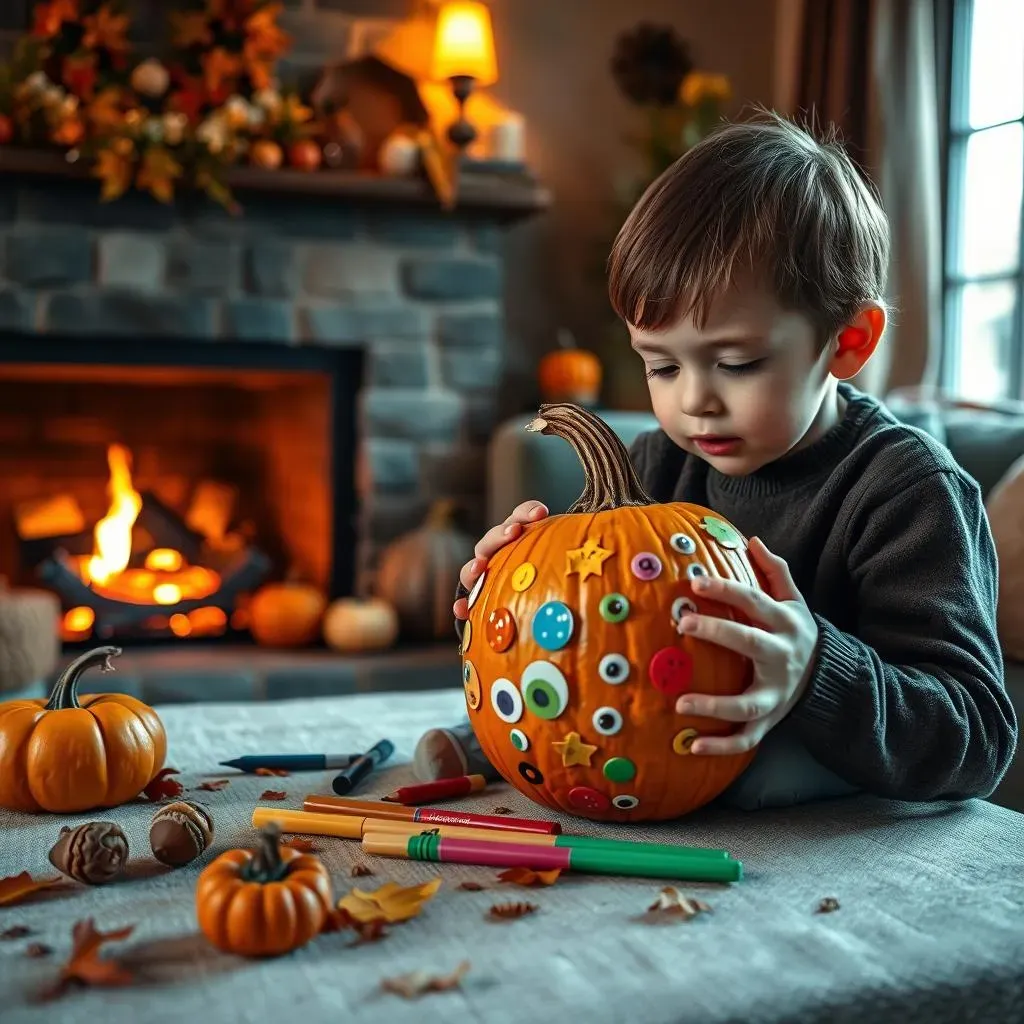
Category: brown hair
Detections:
[{"x1": 607, "y1": 108, "x2": 890, "y2": 345}]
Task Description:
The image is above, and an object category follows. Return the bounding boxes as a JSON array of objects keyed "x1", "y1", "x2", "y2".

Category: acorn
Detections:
[
  {"x1": 150, "y1": 800, "x2": 214, "y2": 867},
  {"x1": 48, "y1": 822, "x2": 129, "y2": 885}
]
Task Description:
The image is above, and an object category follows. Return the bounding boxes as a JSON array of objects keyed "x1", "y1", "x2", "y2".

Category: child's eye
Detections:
[
  {"x1": 718, "y1": 359, "x2": 766, "y2": 375},
  {"x1": 645, "y1": 365, "x2": 678, "y2": 380}
]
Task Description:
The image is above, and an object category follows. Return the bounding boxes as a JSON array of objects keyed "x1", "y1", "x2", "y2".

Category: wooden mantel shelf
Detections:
[{"x1": 0, "y1": 145, "x2": 552, "y2": 222}]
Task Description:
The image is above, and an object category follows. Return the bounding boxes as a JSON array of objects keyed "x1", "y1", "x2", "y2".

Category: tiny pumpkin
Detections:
[
  {"x1": 0, "y1": 646, "x2": 167, "y2": 814},
  {"x1": 250, "y1": 139, "x2": 284, "y2": 169},
  {"x1": 248, "y1": 581, "x2": 327, "y2": 648},
  {"x1": 196, "y1": 823, "x2": 334, "y2": 958},
  {"x1": 462, "y1": 403, "x2": 768, "y2": 823},
  {"x1": 288, "y1": 138, "x2": 323, "y2": 172},
  {"x1": 537, "y1": 330, "x2": 602, "y2": 406},
  {"x1": 322, "y1": 597, "x2": 399, "y2": 653}
]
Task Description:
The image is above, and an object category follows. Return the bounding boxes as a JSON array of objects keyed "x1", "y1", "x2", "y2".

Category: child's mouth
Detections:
[{"x1": 691, "y1": 436, "x2": 741, "y2": 456}]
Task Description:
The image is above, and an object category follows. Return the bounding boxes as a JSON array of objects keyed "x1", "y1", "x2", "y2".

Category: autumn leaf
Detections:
[
  {"x1": 32, "y1": 0, "x2": 78, "y2": 39},
  {"x1": 141, "y1": 767, "x2": 183, "y2": 801},
  {"x1": 492, "y1": 806, "x2": 512, "y2": 815},
  {"x1": 457, "y1": 881, "x2": 487, "y2": 891},
  {"x1": 254, "y1": 767, "x2": 289, "y2": 777},
  {"x1": 136, "y1": 146, "x2": 183, "y2": 204},
  {"x1": 1, "y1": 925, "x2": 32, "y2": 939},
  {"x1": 337, "y1": 877, "x2": 442, "y2": 926},
  {"x1": 487, "y1": 901, "x2": 537, "y2": 920},
  {"x1": 62, "y1": 52, "x2": 98, "y2": 101},
  {"x1": 323, "y1": 908, "x2": 388, "y2": 944},
  {"x1": 281, "y1": 837, "x2": 316, "y2": 852},
  {"x1": 349, "y1": 863, "x2": 373, "y2": 877},
  {"x1": 82, "y1": 5, "x2": 131, "y2": 55},
  {"x1": 259, "y1": 790, "x2": 287, "y2": 801},
  {"x1": 497, "y1": 867, "x2": 562, "y2": 887},
  {"x1": 86, "y1": 87, "x2": 130, "y2": 132},
  {"x1": 642, "y1": 887, "x2": 712, "y2": 922},
  {"x1": 381, "y1": 961, "x2": 470, "y2": 1000},
  {"x1": 815, "y1": 897, "x2": 841, "y2": 914},
  {"x1": 93, "y1": 148, "x2": 134, "y2": 202},
  {"x1": 245, "y1": 4, "x2": 290, "y2": 59},
  {"x1": 40, "y1": 918, "x2": 135, "y2": 1000},
  {"x1": 26, "y1": 943, "x2": 52, "y2": 958},
  {"x1": 201, "y1": 48, "x2": 243, "y2": 103},
  {"x1": 0, "y1": 872, "x2": 64, "y2": 907},
  {"x1": 196, "y1": 779, "x2": 230, "y2": 792},
  {"x1": 169, "y1": 11, "x2": 213, "y2": 49}
]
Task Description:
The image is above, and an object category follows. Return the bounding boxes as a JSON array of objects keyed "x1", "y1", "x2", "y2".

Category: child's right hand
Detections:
[{"x1": 453, "y1": 500, "x2": 548, "y2": 620}]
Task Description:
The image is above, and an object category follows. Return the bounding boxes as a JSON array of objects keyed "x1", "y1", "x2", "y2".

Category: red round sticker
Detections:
[
  {"x1": 567, "y1": 786, "x2": 612, "y2": 812},
  {"x1": 486, "y1": 607, "x2": 517, "y2": 652},
  {"x1": 648, "y1": 646, "x2": 694, "y2": 698}
]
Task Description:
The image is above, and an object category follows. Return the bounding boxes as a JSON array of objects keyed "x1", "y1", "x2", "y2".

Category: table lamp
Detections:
[{"x1": 430, "y1": 1, "x2": 498, "y2": 153}]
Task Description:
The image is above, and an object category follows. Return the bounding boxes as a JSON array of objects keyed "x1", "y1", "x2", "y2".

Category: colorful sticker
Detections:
[
  {"x1": 567, "y1": 786, "x2": 611, "y2": 812},
  {"x1": 686, "y1": 563, "x2": 708, "y2": 580},
  {"x1": 510, "y1": 728, "x2": 530, "y2": 752},
  {"x1": 511, "y1": 562, "x2": 537, "y2": 592},
  {"x1": 592, "y1": 706, "x2": 623, "y2": 735},
  {"x1": 672, "y1": 728, "x2": 700, "y2": 755},
  {"x1": 631, "y1": 552, "x2": 662, "y2": 580},
  {"x1": 521, "y1": 660, "x2": 570, "y2": 719},
  {"x1": 612, "y1": 795, "x2": 640, "y2": 810},
  {"x1": 486, "y1": 607, "x2": 517, "y2": 652},
  {"x1": 670, "y1": 532, "x2": 697, "y2": 555},
  {"x1": 491, "y1": 677, "x2": 524, "y2": 723},
  {"x1": 519, "y1": 761, "x2": 544, "y2": 785},
  {"x1": 461, "y1": 618, "x2": 473, "y2": 653},
  {"x1": 671, "y1": 597, "x2": 697, "y2": 627},
  {"x1": 602, "y1": 757, "x2": 636, "y2": 783},
  {"x1": 700, "y1": 515, "x2": 743, "y2": 549},
  {"x1": 532, "y1": 601, "x2": 574, "y2": 651},
  {"x1": 648, "y1": 646, "x2": 694, "y2": 698},
  {"x1": 466, "y1": 571, "x2": 486, "y2": 610},
  {"x1": 565, "y1": 537, "x2": 614, "y2": 581},
  {"x1": 552, "y1": 730, "x2": 598, "y2": 767},
  {"x1": 598, "y1": 593, "x2": 630, "y2": 623},
  {"x1": 598, "y1": 653, "x2": 630, "y2": 684},
  {"x1": 463, "y1": 660, "x2": 482, "y2": 711}
]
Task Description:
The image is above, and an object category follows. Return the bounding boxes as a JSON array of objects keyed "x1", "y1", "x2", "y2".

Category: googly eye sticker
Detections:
[
  {"x1": 491, "y1": 677, "x2": 524, "y2": 723},
  {"x1": 592, "y1": 706, "x2": 623, "y2": 736},
  {"x1": 598, "y1": 653, "x2": 630, "y2": 684},
  {"x1": 671, "y1": 596, "x2": 697, "y2": 625},
  {"x1": 521, "y1": 660, "x2": 570, "y2": 720},
  {"x1": 686, "y1": 563, "x2": 708, "y2": 580},
  {"x1": 669, "y1": 533, "x2": 696, "y2": 555}
]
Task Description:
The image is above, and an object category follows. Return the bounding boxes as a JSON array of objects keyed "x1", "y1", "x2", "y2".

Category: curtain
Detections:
[{"x1": 776, "y1": 0, "x2": 949, "y2": 397}]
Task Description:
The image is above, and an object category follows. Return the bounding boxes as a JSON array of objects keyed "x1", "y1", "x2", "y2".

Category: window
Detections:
[{"x1": 943, "y1": 0, "x2": 1024, "y2": 402}]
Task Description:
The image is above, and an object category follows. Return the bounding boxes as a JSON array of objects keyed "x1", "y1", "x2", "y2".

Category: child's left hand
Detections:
[{"x1": 674, "y1": 536, "x2": 819, "y2": 755}]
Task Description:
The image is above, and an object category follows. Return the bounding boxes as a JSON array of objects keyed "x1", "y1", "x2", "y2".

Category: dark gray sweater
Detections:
[{"x1": 628, "y1": 382, "x2": 1018, "y2": 801}]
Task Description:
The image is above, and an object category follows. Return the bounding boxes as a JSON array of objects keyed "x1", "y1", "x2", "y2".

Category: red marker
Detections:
[{"x1": 384, "y1": 774, "x2": 488, "y2": 805}]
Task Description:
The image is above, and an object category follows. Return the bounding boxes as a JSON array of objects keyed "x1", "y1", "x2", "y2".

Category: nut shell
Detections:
[
  {"x1": 48, "y1": 821, "x2": 129, "y2": 885},
  {"x1": 150, "y1": 800, "x2": 214, "y2": 867}
]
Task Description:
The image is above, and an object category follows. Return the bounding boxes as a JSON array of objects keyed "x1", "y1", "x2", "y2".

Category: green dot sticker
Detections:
[
  {"x1": 510, "y1": 728, "x2": 530, "y2": 751},
  {"x1": 602, "y1": 757, "x2": 636, "y2": 783},
  {"x1": 700, "y1": 515, "x2": 743, "y2": 549},
  {"x1": 599, "y1": 593, "x2": 630, "y2": 623},
  {"x1": 521, "y1": 661, "x2": 569, "y2": 720}
]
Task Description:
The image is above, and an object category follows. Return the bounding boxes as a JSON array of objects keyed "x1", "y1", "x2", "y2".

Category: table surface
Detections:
[{"x1": 2, "y1": 690, "x2": 1023, "y2": 1024}]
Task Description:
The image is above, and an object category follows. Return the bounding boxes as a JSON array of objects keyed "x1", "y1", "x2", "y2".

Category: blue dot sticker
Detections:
[{"x1": 532, "y1": 601, "x2": 574, "y2": 651}]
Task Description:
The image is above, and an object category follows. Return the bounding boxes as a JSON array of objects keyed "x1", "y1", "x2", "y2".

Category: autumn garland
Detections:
[{"x1": 0, "y1": 0, "x2": 319, "y2": 211}]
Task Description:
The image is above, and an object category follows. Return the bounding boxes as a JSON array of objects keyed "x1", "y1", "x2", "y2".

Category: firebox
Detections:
[{"x1": 0, "y1": 334, "x2": 362, "y2": 647}]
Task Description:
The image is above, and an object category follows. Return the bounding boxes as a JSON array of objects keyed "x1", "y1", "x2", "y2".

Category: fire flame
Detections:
[{"x1": 86, "y1": 444, "x2": 142, "y2": 586}]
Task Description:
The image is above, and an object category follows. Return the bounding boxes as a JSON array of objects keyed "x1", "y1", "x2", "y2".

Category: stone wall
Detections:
[{"x1": 0, "y1": 174, "x2": 509, "y2": 594}]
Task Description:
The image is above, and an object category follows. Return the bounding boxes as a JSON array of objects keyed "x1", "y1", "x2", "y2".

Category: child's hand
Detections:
[
  {"x1": 674, "y1": 536, "x2": 819, "y2": 755},
  {"x1": 453, "y1": 500, "x2": 548, "y2": 620}
]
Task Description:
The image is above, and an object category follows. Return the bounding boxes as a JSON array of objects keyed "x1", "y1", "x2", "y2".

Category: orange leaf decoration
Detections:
[
  {"x1": 381, "y1": 961, "x2": 470, "y2": 999},
  {"x1": 201, "y1": 48, "x2": 244, "y2": 104},
  {"x1": 497, "y1": 866, "x2": 562, "y2": 887},
  {"x1": 169, "y1": 11, "x2": 213, "y2": 49},
  {"x1": 51, "y1": 116, "x2": 85, "y2": 147},
  {"x1": 254, "y1": 767, "x2": 289, "y2": 777},
  {"x1": 245, "y1": 4, "x2": 290, "y2": 60},
  {"x1": 487, "y1": 901, "x2": 538, "y2": 920},
  {"x1": 32, "y1": 0, "x2": 78, "y2": 39},
  {"x1": 62, "y1": 53, "x2": 98, "y2": 101},
  {"x1": 82, "y1": 5, "x2": 131, "y2": 55},
  {"x1": 643, "y1": 886, "x2": 713, "y2": 922},
  {"x1": 86, "y1": 87, "x2": 130, "y2": 132},
  {"x1": 336, "y1": 877, "x2": 442, "y2": 926},
  {"x1": 135, "y1": 147, "x2": 183, "y2": 205},
  {"x1": 93, "y1": 148, "x2": 135, "y2": 202},
  {"x1": 196, "y1": 779, "x2": 230, "y2": 792},
  {"x1": 259, "y1": 789, "x2": 287, "y2": 801},
  {"x1": 0, "y1": 872, "x2": 63, "y2": 907},
  {"x1": 40, "y1": 919, "x2": 135, "y2": 1000},
  {"x1": 281, "y1": 836, "x2": 316, "y2": 852},
  {"x1": 141, "y1": 767, "x2": 183, "y2": 801}
]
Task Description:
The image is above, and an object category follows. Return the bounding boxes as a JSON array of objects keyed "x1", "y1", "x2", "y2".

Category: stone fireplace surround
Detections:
[{"x1": 0, "y1": 161, "x2": 548, "y2": 701}]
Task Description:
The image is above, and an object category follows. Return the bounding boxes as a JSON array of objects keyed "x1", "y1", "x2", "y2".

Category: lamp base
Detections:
[{"x1": 446, "y1": 74, "x2": 477, "y2": 152}]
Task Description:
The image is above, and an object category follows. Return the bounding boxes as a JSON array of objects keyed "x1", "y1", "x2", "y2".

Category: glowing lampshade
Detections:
[{"x1": 431, "y1": 2, "x2": 498, "y2": 85}]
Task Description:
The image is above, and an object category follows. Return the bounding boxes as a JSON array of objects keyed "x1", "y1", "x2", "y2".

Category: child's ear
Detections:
[{"x1": 829, "y1": 304, "x2": 886, "y2": 379}]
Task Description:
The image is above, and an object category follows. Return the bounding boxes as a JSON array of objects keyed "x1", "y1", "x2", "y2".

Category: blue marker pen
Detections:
[{"x1": 331, "y1": 739, "x2": 395, "y2": 795}]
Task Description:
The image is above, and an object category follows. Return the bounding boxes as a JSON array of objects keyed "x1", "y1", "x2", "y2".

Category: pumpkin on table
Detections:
[
  {"x1": 0, "y1": 646, "x2": 167, "y2": 814},
  {"x1": 462, "y1": 403, "x2": 768, "y2": 823},
  {"x1": 196, "y1": 823, "x2": 334, "y2": 958}
]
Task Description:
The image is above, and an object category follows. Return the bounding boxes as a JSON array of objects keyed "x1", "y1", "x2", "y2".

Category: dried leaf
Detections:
[
  {"x1": 281, "y1": 837, "x2": 317, "y2": 853},
  {"x1": 497, "y1": 867, "x2": 562, "y2": 887},
  {"x1": 40, "y1": 918, "x2": 135, "y2": 1000},
  {"x1": 323, "y1": 908, "x2": 388, "y2": 944},
  {"x1": 643, "y1": 887, "x2": 713, "y2": 922},
  {"x1": 381, "y1": 960, "x2": 470, "y2": 999},
  {"x1": 196, "y1": 779, "x2": 230, "y2": 792},
  {"x1": 457, "y1": 881, "x2": 487, "y2": 891},
  {"x1": 350, "y1": 863, "x2": 374, "y2": 877},
  {"x1": 142, "y1": 768, "x2": 183, "y2": 802},
  {"x1": 259, "y1": 790, "x2": 287, "y2": 801},
  {"x1": 26, "y1": 943, "x2": 52, "y2": 958},
  {"x1": 1, "y1": 925, "x2": 32, "y2": 939},
  {"x1": 337, "y1": 877, "x2": 442, "y2": 926},
  {"x1": 487, "y1": 901, "x2": 537, "y2": 920},
  {"x1": 492, "y1": 806, "x2": 513, "y2": 815},
  {"x1": 254, "y1": 767, "x2": 290, "y2": 777},
  {"x1": 815, "y1": 897, "x2": 841, "y2": 914},
  {"x1": 0, "y1": 872, "x2": 63, "y2": 907}
]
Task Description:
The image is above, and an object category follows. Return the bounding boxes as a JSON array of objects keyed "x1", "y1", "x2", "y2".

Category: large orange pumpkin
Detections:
[
  {"x1": 0, "y1": 645, "x2": 167, "y2": 814},
  {"x1": 462, "y1": 403, "x2": 768, "y2": 823}
]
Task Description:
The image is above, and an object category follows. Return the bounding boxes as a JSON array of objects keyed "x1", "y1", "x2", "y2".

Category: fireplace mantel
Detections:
[{"x1": 0, "y1": 146, "x2": 552, "y2": 223}]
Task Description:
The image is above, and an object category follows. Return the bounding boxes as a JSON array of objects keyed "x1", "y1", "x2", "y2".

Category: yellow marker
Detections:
[{"x1": 511, "y1": 562, "x2": 536, "y2": 591}]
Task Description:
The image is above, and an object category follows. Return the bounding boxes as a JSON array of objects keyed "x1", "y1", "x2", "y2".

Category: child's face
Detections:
[{"x1": 629, "y1": 270, "x2": 840, "y2": 476}]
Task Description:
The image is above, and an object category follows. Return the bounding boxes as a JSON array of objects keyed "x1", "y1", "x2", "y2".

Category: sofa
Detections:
[{"x1": 486, "y1": 395, "x2": 1024, "y2": 813}]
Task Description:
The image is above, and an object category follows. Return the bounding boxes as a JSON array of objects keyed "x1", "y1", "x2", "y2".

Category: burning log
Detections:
[{"x1": 136, "y1": 492, "x2": 205, "y2": 563}]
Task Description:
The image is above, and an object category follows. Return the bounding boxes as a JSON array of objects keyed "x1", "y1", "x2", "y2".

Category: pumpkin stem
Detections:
[
  {"x1": 243, "y1": 824, "x2": 291, "y2": 884},
  {"x1": 526, "y1": 402, "x2": 656, "y2": 514},
  {"x1": 45, "y1": 645, "x2": 122, "y2": 712}
]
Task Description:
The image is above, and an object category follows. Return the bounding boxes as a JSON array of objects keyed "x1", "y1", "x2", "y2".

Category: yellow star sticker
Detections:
[
  {"x1": 565, "y1": 537, "x2": 613, "y2": 582},
  {"x1": 552, "y1": 731, "x2": 598, "y2": 767}
]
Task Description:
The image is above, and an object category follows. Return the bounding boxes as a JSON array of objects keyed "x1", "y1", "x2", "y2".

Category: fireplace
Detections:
[{"x1": 0, "y1": 333, "x2": 362, "y2": 647}]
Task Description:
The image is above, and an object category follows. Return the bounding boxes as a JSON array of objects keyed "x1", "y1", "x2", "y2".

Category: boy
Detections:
[{"x1": 417, "y1": 110, "x2": 1018, "y2": 810}]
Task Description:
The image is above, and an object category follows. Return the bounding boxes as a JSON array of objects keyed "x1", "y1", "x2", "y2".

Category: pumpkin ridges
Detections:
[
  {"x1": 86, "y1": 702, "x2": 162, "y2": 806},
  {"x1": 81, "y1": 693, "x2": 168, "y2": 781},
  {"x1": 0, "y1": 705, "x2": 47, "y2": 811},
  {"x1": 27, "y1": 708, "x2": 109, "y2": 813}
]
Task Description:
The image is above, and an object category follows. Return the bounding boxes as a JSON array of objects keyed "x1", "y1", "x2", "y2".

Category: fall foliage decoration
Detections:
[
  {"x1": 0, "y1": 871, "x2": 64, "y2": 907},
  {"x1": 350, "y1": 863, "x2": 374, "y2": 877},
  {"x1": 497, "y1": 866, "x2": 562, "y2": 887},
  {"x1": 816, "y1": 896, "x2": 841, "y2": 914},
  {"x1": 48, "y1": 821, "x2": 129, "y2": 885},
  {"x1": 196, "y1": 778, "x2": 231, "y2": 791},
  {"x1": 195, "y1": 823, "x2": 334, "y2": 957},
  {"x1": 336, "y1": 876, "x2": 442, "y2": 928},
  {"x1": 39, "y1": 918, "x2": 135, "y2": 1000},
  {"x1": 487, "y1": 900, "x2": 538, "y2": 920},
  {"x1": 259, "y1": 789, "x2": 287, "y2": 801},
  {"x1": 642, "y1": 886, "x2": 713, "y2": 922},
  {"x1": 141, "y1": 767, "x2": 183, "y2": 802},
  {"x1": 381, "y1": 960, "x2": 471, "y2": 1000},
  {"x1": 457, "y1": 880, "x2": 487, "y2": 891},
  {"x1": 462, "y1": 403, "x2": 768, "y2": 822},
  {"x1": 0, "y1": 645, "x2": 168, "y2": 814},
  {"x1": 281, "y1": 837, "x2": 317, "y2": 852},
  {"x1": 253, "y1": 766, "x2": 290, "y2": 776}
]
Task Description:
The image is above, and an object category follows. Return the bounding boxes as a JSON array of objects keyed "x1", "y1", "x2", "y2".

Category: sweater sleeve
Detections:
[{"x1": 790, "y1": 468, "x2": 1018, "y2": 801}]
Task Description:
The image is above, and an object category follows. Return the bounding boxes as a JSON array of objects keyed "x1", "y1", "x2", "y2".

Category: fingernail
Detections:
[
  {"x1": 503, "y1": 524, "x2": 515, "y2": 535},
  {"x1": 692, "y1": 577, "x2": 709, "y2": 591},
  {"x1": 677, "y1": 700, "x2": 693, "y2": 713},
  {"x1": 679, "y1": 615, "x2": 697, "y2": 632},
  {"x1": 530, "y1": 506, "x2": 544, "y2": 518}
]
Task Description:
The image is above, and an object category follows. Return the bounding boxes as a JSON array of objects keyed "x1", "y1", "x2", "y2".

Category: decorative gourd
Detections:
[
  {"x1": 375, "y1": 499, "x2": 476, "y2": 643},
  {"x1": 322, "y1": 597, "x2": 399, "y2": 653},
  {"x1": 537, "y1": 330, "x2": 603, "y2": 406},
  {"x1": 462, "y1": 403, "x2": 768, "y2": 823},
  {"x1": 0, "y1": 646, "x2": 167, "y2": 814},
  {"x1": 248, "y1": 581, "x2": 327, "y2": 648},
  {"x1": 196, "y1": 823, "x2": 334, "y2": 958}
]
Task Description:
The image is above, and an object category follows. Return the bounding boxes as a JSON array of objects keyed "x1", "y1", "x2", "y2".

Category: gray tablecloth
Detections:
[{"x1": 1, "y1": 690, "x2": 1023, "y2": 1024}]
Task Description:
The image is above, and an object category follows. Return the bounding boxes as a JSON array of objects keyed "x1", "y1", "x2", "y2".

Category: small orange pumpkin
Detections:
[
  {"x1": 322, "y1": 597, "x2": 399, "y2": 652},
  {"x1": 462, "y1": 403, "x2": 768, "y2": 823},
  {"x1": 0, "y1": 646, "x2": 167, "y2": 814},
  {"x1": 249, "y1": 581, "x2": 327, "y2": 648},
  {"x1": 250, "y1": 138, "x2": 284, "y2": 169},
  {"x1": 196, "y1": 823, "x2": 334, "y2": 958},
  {"x1": 537, "y1": 330, "x2": 603, "y2": 406},
  {"x1": 288, "y1": 138, "x2": 323, "y2": 172}
]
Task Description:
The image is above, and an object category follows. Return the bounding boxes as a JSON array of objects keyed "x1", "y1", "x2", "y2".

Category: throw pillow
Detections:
[{"x1": 986, "y1": 454, "x2": 1024, "y2": 662}]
